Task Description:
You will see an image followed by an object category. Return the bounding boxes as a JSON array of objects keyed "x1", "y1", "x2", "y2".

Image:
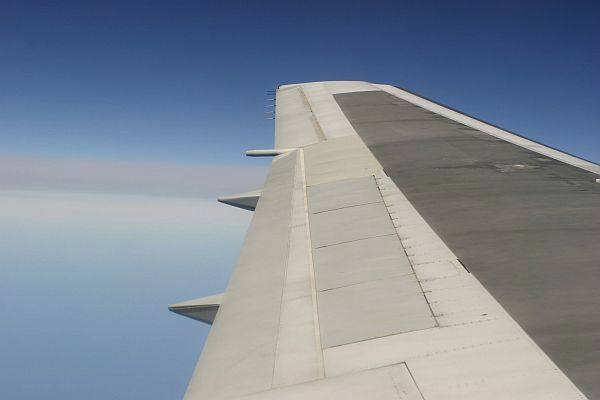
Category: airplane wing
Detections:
[{"x1": 171, "y1": 81, "x2": 600, "y2": 400}]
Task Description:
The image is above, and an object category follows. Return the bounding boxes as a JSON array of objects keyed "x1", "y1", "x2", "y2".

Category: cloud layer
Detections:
[
  {"x1": 0, "y1": 190, "x2": 252, "y2": 227},
  {"x1": 0, "y1": 155, "x2": 268, "y2": 198},
  {"x1": 0, "y1": 155, "x2": 267, "y2": 228}
]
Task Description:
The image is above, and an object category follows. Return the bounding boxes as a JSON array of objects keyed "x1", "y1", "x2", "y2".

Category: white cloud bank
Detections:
[
  {"x1": 0, "y1": 155, "x2": 266, "y2": 227},
  {"x1": 0, "y1": 190, "x2": 252, "y2": 227},
  {"x1": 0, "y1": 155, "x2": 268, "y2": 198}
]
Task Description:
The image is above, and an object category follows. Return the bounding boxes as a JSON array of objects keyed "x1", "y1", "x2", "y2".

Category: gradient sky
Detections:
[{"x1": 1, "y1": 1, "x2": 599, "y2": 399}]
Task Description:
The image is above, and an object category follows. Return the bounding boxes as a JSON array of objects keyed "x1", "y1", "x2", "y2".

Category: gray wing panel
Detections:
[{"x1": 334, "y1": 89, "x2": 600, "y2": 399}]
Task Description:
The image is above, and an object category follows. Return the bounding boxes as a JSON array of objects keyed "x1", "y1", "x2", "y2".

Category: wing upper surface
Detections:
[{"x1": 179, "y1": 81, "x2": 598, "y2": 400}]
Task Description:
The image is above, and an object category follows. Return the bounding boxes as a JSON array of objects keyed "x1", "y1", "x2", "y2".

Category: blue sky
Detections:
[{"x1": 1, "y1": 1, "x2": 599, "y2": 399}]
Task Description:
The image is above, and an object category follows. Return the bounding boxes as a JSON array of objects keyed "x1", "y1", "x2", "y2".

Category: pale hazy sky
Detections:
[{"x1": 0, "y1": 190, "x2": 254, "y2": 399}]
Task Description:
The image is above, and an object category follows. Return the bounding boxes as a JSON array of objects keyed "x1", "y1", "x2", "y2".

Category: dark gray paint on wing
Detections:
[{"x1": 334, "y1": 90, "x2": 600, "y2": 399}]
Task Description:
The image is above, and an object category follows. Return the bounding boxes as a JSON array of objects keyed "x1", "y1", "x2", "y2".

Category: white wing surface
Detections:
[{"x1": 173, "y1": 81, "x2": 600, "y2": 400}]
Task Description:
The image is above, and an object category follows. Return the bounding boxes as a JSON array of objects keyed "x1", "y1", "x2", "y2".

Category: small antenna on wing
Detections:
[{"x1": 264, "y1": 86, "x2": 277, "y2": 121}]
